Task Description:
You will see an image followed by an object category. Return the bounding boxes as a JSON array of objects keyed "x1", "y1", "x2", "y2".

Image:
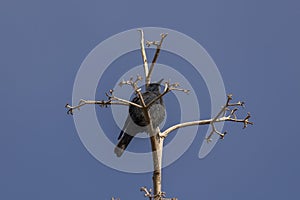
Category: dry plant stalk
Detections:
[{"x1": 66, "y1": 30, "x2": 253, "y2": 200}]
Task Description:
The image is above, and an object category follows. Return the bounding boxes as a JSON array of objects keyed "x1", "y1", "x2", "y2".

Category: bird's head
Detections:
[{"x1": 146, "y1": 79, "x2": 163, "y2": 92}]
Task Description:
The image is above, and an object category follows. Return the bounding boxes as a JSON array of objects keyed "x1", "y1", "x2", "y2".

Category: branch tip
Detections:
[
  {"x1": 160, "y1": 33, "x2": 168, "y2": 38},
  {"x1": 242, "y1": 112, "x2": 253, "y2": 129},
  {"x1": 240, "y1": 101, "x2": 245, "y2": 107}
]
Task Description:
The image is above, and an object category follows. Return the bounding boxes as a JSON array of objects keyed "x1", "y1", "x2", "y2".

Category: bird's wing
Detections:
[{"x1": 118, "y1": 114, "x2": 131, "y2": 140}]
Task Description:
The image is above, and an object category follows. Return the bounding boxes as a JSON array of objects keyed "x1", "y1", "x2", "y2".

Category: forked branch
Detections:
[
  {"x1": 159, "y1": 94, "x2": 253, "y2": 140},
  {"x1": 140, "y1": 187, "x2": 176, "y2": 200},
  {"x1": 65, "y1": 88, "x2": 143, "y2": 115}
]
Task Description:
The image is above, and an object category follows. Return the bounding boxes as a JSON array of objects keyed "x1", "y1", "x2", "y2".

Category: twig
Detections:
[
  {"x1": 146, "y1": 33, "x2": 168, "y2": 85},
  {"x1": 140, "y1": 187, "x2": 153, "y2": 200},
  {"x1": 140, "y1": 186, "x2": 176, "y2": 200},
  {"x1": 65, "y1": 90, "x2": 143, "y2": 115},
  {"x1": 119, "y1": 75, "x2": 143, "y2": 91}
]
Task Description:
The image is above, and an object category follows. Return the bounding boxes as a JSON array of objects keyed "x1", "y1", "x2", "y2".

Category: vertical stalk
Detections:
[
  {"x1": 150, "y1": 128, "x2": 163, "y2": 200},
  {"x1": 138, "y1": 29, "x2": 149, "y2": 84}
]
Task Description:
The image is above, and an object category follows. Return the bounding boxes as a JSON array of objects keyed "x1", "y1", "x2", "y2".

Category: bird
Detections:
[{"x1": 114, "y1": 80, "x2": 165, "y2": 157}]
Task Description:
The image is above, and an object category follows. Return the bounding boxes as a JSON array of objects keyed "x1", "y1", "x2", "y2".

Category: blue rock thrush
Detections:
[{"x1": 114, "y1": 81, "x2": 165, "y2": 157}]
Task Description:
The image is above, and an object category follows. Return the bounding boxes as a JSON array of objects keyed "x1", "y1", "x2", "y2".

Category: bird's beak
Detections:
[{"x1": 157, "y1": 79, "x2": 164, "y2": 84}]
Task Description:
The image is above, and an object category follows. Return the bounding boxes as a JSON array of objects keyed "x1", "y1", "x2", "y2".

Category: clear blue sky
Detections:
[{"x1": 1, "y1": 0, "x2": 299, "y2": 199}]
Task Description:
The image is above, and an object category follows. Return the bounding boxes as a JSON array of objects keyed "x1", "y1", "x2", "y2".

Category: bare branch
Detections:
[
  {"x1": 65, "y1": 99, "x2": 114, "y2": 115},
  {"x1": 109, "y1": 97, "x2": 142, "y2": 108},
  {"x1": 159, "y1": 94, "x2": 253, "y2": 139},
  {"x1": 168, "y1": 82, "x2": 190, "y2": 94},
  {"x1": 146, "y1": 33, "x2": 168, "y2": 85},
  {"x1": 150, "y1": 129, "x2": 163, "y2": 199},
  {"x1": 138, "y1": 29, "x2": 149, "y2": 79},
  {"x1": 140, "y1": 187, "x2": 153, "y2": 200},
  {"x1": 230, "y1": 108, "x2": 238, "y2": 119},
  {"x1": 119, "y1": 75, "x2": 143, "y2": 91},
  {"x1": 65, "y1": 89, "x2": 146, "y2": 115},
  {"x1": 205, "y1": 94, "x2": 246, "y2": 142},
  {"x1": 140, "y1": 186, "x2": 175, "y2": 200}
]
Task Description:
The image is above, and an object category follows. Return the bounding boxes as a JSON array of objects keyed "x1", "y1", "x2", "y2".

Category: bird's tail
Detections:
[{"x1": 114, "y1": 131, "x2": 133, "y2": 157}]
